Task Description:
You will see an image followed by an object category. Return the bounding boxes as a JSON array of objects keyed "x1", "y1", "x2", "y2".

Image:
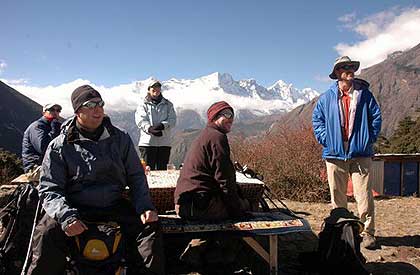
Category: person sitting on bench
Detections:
[{"x1": 174, "y1": 101, "x2": 250, "y2": 221}]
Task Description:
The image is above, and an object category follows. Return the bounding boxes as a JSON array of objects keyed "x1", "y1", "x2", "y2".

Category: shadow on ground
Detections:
[
  {"x1": 366, "y1": 261, "x2": 419, "y2": 275},
  {"x1": 376, "y1": 235, "x2": 420, "y2": 248}
]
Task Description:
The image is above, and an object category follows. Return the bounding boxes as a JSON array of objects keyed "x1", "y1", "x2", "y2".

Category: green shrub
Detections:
[{"x1": 0, "y1": 148, "x2": 24, "y2": 185}]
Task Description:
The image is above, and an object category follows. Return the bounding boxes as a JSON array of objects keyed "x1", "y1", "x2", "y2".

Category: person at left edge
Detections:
[
  {"x1": 22, "y1": 103, "x2": 64, "y2": 173},
  {"x1": 27, "y1": 85, "x2": 165, "y2": 275}
]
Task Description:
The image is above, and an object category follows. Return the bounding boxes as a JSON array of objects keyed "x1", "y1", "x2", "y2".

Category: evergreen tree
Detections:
[{"x1": 381, "y1": 116, "x2": 420, "y2": 153}]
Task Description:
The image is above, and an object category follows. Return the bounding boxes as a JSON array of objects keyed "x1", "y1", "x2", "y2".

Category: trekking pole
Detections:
[
  {"x1": 262, "y1": 185, "x2": 302, "y2": 219},
  {"x1": 20, "y1": 198, "x2": 42, "y2": 275}
]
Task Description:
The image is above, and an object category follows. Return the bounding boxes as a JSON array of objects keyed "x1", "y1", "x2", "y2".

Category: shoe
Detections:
[{"x1": 361, "y1": 232, "x2": 376, "y2": 250}]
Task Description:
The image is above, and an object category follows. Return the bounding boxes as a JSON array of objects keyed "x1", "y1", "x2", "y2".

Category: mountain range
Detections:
[
  {"x1": 277, "y1": 43, "x2": 420, "y2": 138},
  {"x1": 1, "y1": 72, "x2": 318, "y2": 157},
  {"x1": 109, "y1": 72, "x2": 319, "y2": 144},
  {"x1": 2, "y1": 42, "x2": 419, "y2": 164}
]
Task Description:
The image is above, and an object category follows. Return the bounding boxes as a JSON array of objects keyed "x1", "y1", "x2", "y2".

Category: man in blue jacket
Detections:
[
  {"x1": 312, "y1": 56, "x2": 382, "y2": 249},
  {"x1": 22, "y1": 103, "x2": 63, "y2": 173},
  {"x1": 27, "y1": 85, "x2": 165, "y2": 274}
]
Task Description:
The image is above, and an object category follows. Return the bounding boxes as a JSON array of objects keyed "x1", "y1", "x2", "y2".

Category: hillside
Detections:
[
  {"x1": 275, "y1": 43, "x2": 420, "y2": 137},
  {"x1": 0, "y1": 81, "x2": 41, "y2": 155}
]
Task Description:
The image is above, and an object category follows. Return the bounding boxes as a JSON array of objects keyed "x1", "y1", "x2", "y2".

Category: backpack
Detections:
[
  {"x1": 0, "y1": 183, "x2": 39, "y2": 275},
  {"x1": 68, "y1": 221, "x2": 126, "y2": 275},
  {"x1": 317, "y1": 208, "x2": 370, "y2": 275}
]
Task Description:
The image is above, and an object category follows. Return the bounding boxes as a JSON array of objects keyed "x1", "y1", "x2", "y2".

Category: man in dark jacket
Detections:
[
  {"x1": 174, "y1": 101, "x2": 249, "y2": 221},
  {"x1": 27, "y1": 85, "x2": 165, "y2": 275},
  {"x1": 312, "y1": 56, "x2": 382, "y2": 250},
  {"x1": 22, "y1": 103, "x2": 63, "y2": 173}
]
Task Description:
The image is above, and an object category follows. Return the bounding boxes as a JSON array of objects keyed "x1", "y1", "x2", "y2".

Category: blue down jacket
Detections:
[
  {"x1": 312, "y1": 79, "x2": 382, "y2": 160},
  {"x1": 39, "y1": 116, "x2": 155, "y2": 230},
  {"x1": 21, "y1": 116, "x2": 61, "y2": 172}
]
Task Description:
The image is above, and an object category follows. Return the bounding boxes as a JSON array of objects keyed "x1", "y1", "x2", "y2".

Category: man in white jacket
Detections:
[{"x1": 135, "y1": 79, "x2": 177, "y2": 170}]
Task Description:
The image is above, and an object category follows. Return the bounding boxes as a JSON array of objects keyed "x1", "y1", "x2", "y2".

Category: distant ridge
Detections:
[{"x1": 0, "y1": 81, "x2": 41, "y2": 155}]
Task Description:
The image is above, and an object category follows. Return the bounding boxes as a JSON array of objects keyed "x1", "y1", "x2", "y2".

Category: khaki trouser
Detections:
[{"x1": 325, "y1": 157, "x2": 375, "y2": 235}]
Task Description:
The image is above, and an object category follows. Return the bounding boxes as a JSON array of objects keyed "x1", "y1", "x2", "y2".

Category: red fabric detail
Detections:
[
  {"x1": 347, "y1": 178, "x2": 380, "y2": 197},
  {"x1": 44, "y1": 113, "x2": 54, "y2": 121},
  {"x1": 342, "y1": 92, "x2": 351, "y2": 141}
]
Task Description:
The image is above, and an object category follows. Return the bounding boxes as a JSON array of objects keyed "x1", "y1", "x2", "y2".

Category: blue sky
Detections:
[{"x1": 1, "y1": 0, "x2": 419, "y2": 92}]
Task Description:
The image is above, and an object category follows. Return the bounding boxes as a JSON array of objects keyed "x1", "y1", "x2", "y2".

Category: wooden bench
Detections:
[
  {"x1": 159, "y1": 211, "x2": 312, "y2": 275},
  {"x1": 145, "y1": 170, "x2": 312, "y2": 275}
]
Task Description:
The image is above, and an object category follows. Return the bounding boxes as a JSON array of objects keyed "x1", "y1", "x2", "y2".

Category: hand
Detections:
[
  {"x1": 64, "y1": 219, "x2": 88, "y2": 237},
  {"x1": 140, "y1": 210, "x2": 159, "y2": 224}
]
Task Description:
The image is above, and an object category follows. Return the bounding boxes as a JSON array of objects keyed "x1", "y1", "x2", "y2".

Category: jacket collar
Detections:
[
  {"x1": 39, "y1": 116, "x2": 50, "y2": 124},
  {"x1": 330, "y1": 78, "x2": 370, "y2": 95},
  {"x1": 65, "y1": 116, "x2": 115, "y2": 143},
  {"x1": 144, "y1": 95, "x2": 168, "y2": 105},
  {"x1": 207, "y1": 122, "x2": 228, "y2": 134}
]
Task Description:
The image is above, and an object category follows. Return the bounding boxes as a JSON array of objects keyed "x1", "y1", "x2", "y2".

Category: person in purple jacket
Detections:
[{"x1": 174, "y1": 101, "x2": 249, "y2": 221}]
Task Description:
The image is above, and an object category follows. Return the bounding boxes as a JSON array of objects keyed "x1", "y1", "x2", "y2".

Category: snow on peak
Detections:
[{"x1": 9, "y1": 72, "x2": 319, "y2": 119}]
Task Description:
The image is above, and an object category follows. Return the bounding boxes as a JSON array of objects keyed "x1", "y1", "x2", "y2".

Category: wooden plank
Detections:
[
  {"x1": 242, "y1": 237, "x2": 269, "y2": 263},
  {"x1": 269, "y1": 235, "x2": 278, "y2": 275}
]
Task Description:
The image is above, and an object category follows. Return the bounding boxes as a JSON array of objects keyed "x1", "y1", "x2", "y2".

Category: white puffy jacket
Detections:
[{"x1": 135, "y1": 97, "x2": 176, "y2": 147}]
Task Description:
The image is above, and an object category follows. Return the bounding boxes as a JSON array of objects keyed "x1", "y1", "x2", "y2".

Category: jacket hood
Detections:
[
  {"x1": 63, "y1": 115, "x2": 114, "y2": 143},
  {"x1": 353, "y1": 78, "x2": 370, "y2": 90},
  {"x1": 330, "y1": 78, "x2": 370, "y2": 93}
]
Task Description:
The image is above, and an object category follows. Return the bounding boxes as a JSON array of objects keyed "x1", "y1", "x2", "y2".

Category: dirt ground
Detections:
[
  {"x1": 1, "y1": 184, "x2": 418, "y2": 274},
  {"x1": 283, "y1": 196, "x2": 420, "y2": 275}
]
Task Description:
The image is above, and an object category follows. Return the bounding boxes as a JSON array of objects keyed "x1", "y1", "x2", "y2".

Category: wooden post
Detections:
[{"x1": 269, "y1": 235, "x2": 278, "y2": 275}]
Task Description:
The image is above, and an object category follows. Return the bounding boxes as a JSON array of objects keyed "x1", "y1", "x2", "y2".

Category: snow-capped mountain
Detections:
[
  {"x1": 6, "y1": 72, "x2": 319, "y2": 162},
  {"x1": 8, "y1": 72, "x2": 319, "y2": 140},
  {"x1": 10, "y1": 72, "x2": 318, "y2": 120},
  {"x1": 131, "y1": 72, "x2": 319, "y2": 119}
]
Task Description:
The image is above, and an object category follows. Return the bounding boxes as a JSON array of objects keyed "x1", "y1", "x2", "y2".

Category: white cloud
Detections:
[
  {"x1": 0, "y1": 60, "x2": 7, "y2": 74},
  {"x1": 6, "y1": 79, "x2": 141, "y2": 118},
  {"x1": 338, "y1": 12, "x2": 356, "y2": 24},
  {"x1": 1, "y1": 78, "x2": 29, "y2": 85},
  {"x1": 335, "y1": 7, "x2": 420, "y2": 69}
]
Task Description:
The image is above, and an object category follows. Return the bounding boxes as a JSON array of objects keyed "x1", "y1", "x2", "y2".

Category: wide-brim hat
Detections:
[{"x1": 329, "y1": 56, "x2": 360, "y2": 79}]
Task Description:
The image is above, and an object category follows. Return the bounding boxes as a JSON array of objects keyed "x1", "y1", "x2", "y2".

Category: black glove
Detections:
[
  {"x1": 155, "y1": 123, "x2": 165, "y2": 131},
  {"x1": 149, "y1": 123, "x2": 165, "y2": 131},
  {"x1": 148, "y1": 127, "x2": 163, "y2": 137}
]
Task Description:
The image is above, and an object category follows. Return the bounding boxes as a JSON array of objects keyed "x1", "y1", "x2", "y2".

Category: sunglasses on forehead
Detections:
[
  {"x1": 337, "y1": 64, "x2": 356, "y2": 71},
  {"x1": 82, "y1": 100, "x2": 105, "y2": 109}
]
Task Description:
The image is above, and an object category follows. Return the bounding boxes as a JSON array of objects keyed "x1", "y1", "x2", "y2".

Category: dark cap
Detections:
[
  {"x1": 71, "y1": 85, "x2": 102, "y2": 112},
  {"x1": 207, "y1": 101, "x2": 234, "y2": 122}
]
